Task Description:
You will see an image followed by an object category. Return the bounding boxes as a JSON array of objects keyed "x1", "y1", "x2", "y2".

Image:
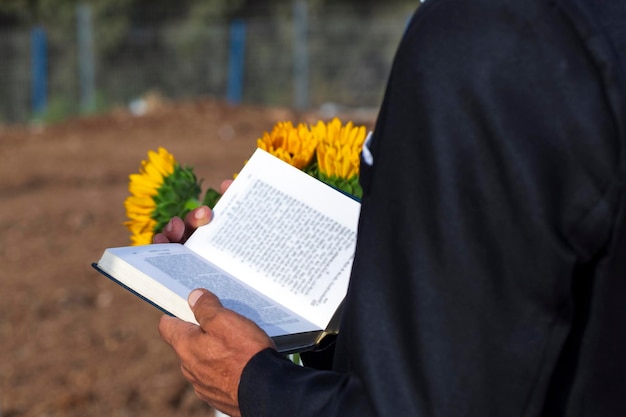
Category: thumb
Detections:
[{"x1": 188, "y1": 289, "x2": 224, "y2": 327}]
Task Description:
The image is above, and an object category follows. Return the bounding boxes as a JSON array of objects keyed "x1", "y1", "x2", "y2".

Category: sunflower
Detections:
[
  {"x1": 123, "y1": 147, "x2": 219, "y2": 245},
  {"x1": 312, "y1": 118, "x2": 367, "y2": 198},
  {"x1": 125, "y1": 120, "x2": 366, "y2": 244},
  {"x1": 256, "y1": 121, "x2": 318, "y2": 171}
]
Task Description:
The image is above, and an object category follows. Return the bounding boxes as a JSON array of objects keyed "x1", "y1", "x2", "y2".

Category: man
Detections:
[{"x1": 156, "y1": 0, "x2": 626, "y2": 415}]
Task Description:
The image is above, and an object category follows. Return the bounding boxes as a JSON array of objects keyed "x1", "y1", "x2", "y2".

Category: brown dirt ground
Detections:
[{"x1": 0, "y1": 98, "x2": 376, "y2": 417}]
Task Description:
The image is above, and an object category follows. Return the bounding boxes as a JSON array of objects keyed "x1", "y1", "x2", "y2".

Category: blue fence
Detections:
[
  {"x1": 0, "y1": 5, "x2": 412, "y2": 125},
  {"x1": 30, "y1": 27, "x2": 48, "y2": 115},
  {"x1": 226, "y1": 19, "x2": 247, "y2": 105}
]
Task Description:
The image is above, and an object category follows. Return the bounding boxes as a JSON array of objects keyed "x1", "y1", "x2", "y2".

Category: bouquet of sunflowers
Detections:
[{"x1": 124, "y1": 118, "x2": 368, "y2": 245}]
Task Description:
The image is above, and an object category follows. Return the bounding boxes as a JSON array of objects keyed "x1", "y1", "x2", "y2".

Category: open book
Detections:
[{"x1": 92, "y1": 148, "x2": 361, "y2": 354}]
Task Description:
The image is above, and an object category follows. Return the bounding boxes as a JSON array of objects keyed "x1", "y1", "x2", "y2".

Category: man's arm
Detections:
[{"x1": 331, "y1": 0, "x2": 621, "y2": 414}]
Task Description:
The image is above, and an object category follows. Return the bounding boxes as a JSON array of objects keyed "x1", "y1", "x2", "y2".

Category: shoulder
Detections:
[{"x1": 398, "y1": 0, "x2": 584, "y2": 71}]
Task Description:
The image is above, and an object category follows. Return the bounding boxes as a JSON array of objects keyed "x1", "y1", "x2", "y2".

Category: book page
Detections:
[
  {"x1": 185, "y1": 149, "x2": 360, "y2": 329},
  {"x1": 99, "y1": 244, "x2": 321, "y2": 338}
]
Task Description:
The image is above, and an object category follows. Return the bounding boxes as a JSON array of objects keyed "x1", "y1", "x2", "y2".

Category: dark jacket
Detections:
[{"x1": 240, "y1": 0, "x2": 626, "y2": 415}]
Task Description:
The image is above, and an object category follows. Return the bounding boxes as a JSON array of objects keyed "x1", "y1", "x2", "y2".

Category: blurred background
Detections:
[
  {"x1": 0, "y1": 0, "x2": 417, "y2": 125},
  {"x1": 0, "y1": 1, "x2": 418, "y2": 416}
]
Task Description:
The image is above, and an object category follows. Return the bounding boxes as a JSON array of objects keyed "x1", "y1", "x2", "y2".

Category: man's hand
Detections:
[
  {"x1": 153, "y1": 180, "x2": 233, "y2": 244},
  {"x1": 152, "y1": 205, "x2": 211, "y2": 244},
  {"x1": 159, "y1": 289, "x2": 275, "y2": 417}
]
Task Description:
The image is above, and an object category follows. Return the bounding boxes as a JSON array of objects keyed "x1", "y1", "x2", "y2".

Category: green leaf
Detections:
[
  {"x1": 316, "y1": 172, "x2": 362, "y2": 200},
  {"x1": 151, "y1": 164, "x2": 202, "y2": 233},
  {"x1": 202, "y1": 188, "x2": 222, "y2": 209}
]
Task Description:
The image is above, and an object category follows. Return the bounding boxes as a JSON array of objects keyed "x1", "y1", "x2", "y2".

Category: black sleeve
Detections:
[
  {"x1": 239, "y1": 348, "x2": 375, "y2": 416},
  {"x1": 299, "y1": 334, "x2": 337, "y2": 370}
]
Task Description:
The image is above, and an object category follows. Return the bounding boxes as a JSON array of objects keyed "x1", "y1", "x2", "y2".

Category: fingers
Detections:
[
  {"x1": 188, "y1": 288, "x2": 221, "y2": 308},
  {"x1": 152, "y1": 232, "x2": 171, "y2": 244},
  {"x1": 151, "y1": 179, "x2": 228, "y2": 245},
  {"x1": 152, "y1": 206, "x2": 212, "y2": 244},
  {"x1": 182, "y1": 206, "x2": 212, "y2": 242},
  {"x1": 153, "y1": 216, "x2": 185, "y2": 243},
  {"x1": 158, "y1": 314, "x2": 197, "y2": 347},
  {"x1": 188, "y1": 289, "x2": 224, "y2": 328},
  {"x1": 220, "y1": 179, "x2": 233, "y2": 194},
  {"x1": 187, "y1": 289, "x2": 277, "y2": 351}
]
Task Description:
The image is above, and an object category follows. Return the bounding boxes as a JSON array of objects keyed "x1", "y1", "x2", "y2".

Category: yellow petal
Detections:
[
  {"x1": 130, "y1": 231, "x2": 154, "y2": 246},
  {"x1": 148, "y1": 147, "x2": 175, "y2": 177}
]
